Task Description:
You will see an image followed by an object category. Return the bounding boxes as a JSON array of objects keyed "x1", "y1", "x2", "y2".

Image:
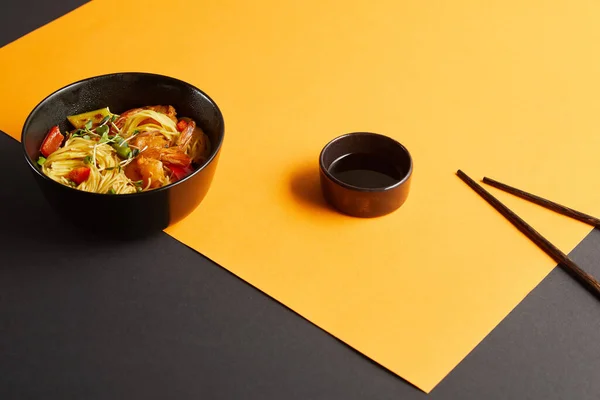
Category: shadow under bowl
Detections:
[
  {"x1": 21, "y1": 72, "x2": 225, "y2": 237},
  {"x1": 319, "y1": 132, "x2": 413, "y2": 218}
]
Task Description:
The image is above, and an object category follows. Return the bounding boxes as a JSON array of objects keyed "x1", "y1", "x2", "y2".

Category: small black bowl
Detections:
[
  {"x1": 21, "y1": 72, "x2": 225, "y2": 237},
  {"x1": 319, "y1": 132, "x2": 412, "y2": 218}
]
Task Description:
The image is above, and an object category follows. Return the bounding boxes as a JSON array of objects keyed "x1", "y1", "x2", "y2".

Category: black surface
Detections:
[
  {"x1": 22, "y1": 72, "x2": 224, "y2": 236},
  {"x1": 2, "y1": 2, "x2": 600, "y2": 399},
  {"x1": 0, "y1": 0, "x2": 88, "y2": 48}
]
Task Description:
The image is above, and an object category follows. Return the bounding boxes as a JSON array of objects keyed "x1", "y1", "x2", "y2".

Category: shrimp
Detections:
[
  {"x1": 124, "y1": 156, "x2": 167, "y2": 189},
  {"x1": 120, "y1": 110, "x2": 197, "y2": 187},
  {"x1": 175, "y1": 118, "x2": 209, "y2": 163},
  {"x1": 186, "y1": 127, "x2": 209, "y2": 164},
  {"x1": 159, "y1": 147, "x2": 192, "y2": 167},
  {"x1": 176, "y1": 118, "x2": 196, "y2": 149},
  {"x1": 130, "y1": 131, "x2": 192, "y2": 167},
  {"x1": 130, "y1": 131, "x2": 169, "y2": 152},
  {"x1": 125, "y1": 148, "x2": 189, "y2": 187}
]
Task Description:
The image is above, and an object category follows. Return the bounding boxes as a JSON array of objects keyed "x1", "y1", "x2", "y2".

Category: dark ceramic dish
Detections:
[
  {"x1": 319, "y1": 132, "x2": 412, "y2": 218},
  {"x1": 22, "y1": 72, "x2": 225, "y2": 237}
]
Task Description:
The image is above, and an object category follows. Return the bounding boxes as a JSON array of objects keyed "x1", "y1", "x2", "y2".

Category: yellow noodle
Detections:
[
  {"x1": 40, "y1": 107, "x2": 210, "y2": 194},
  {"x1": 185, "y1": 126, "x2": 211, "y2": 164},
  {"x1": 121, "y1": 110, "x2": 178, "y2": 142},
  {"x1": 42, "y1": 137, "x2": 137, "y2": 194}
]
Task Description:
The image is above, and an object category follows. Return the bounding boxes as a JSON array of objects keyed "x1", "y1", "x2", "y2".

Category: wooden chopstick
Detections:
[
  {"x1": 482, "y1": 176, "x2": 600, "y2": 227},
  {"x1": 456, "y1": 169, "x2": 600, "y2": 300}
]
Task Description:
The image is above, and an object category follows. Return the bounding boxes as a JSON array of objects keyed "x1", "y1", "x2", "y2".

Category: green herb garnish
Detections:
[
  {"x1": 99, "y1": 115, "x2": 111, "y2": 126},
  {"x1": 107, "y1": 187, "x2": 116, "y2": 195},
  {"x1": 83, "y1": 155, "x2": 92, "y2": 164},
  {"x1": 83, "y1": 135, "x2": 90, "y2": 140},
  {"x1": 131, "y1": 148, "x2": 140, "y2": 158},
  {"x1": 116, "y1": 145, "x2": 131, "y2": 159},
  {"x1": 111, "y1": 138, "x2": 131, "y2": 159},
  {"x1": 84, "y1": 120, "x2": 93, "y2": 130},
  {"x1": 37, "y1": 156, "x2": 46, "y2": 166},
  {"x1": 110, "y1": 114, "x2": 119, "y2": 123},
  {"x1": 99, "y1": 131, "x2": 110, "y2": 144},
  {"x1": 96, "y1": 125, "x2": 109, "y2": 136}
]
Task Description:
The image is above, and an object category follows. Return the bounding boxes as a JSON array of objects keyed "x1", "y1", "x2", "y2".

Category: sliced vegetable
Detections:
[
  {"x1": 167, "y1": 164, "x2": 193, "y2": 181},
  {"x1": 40, "y1": 125, "x2": 65, "y2": 157},
  {"x1": 67, "y1": 166, "x2": 91, "y2": 185},
  {"x1": 176, "y1": 119, "x2": 188, "y2": 132},
  {"x1": 112, "y1": 140, "x2": 131, "y2": 159},
  {"x1": 67, "y1": 107, "x2": 113, "y2": 129},
  {"x1": 37, "y1": 156, "x2": 46, "y2": 166},
  {"x1": 117, "y1": 146, "x2": 132, "y2": 159}
]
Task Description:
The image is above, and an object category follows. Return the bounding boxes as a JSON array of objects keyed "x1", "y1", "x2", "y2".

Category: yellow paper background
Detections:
[{"x1": 2, "y1": 0, "x2": 600, "y2": 392}]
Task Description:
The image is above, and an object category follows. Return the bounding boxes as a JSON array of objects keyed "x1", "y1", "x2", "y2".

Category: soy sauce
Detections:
[{"x1": 328, "y1": 153, "x2": 402, "y2": 188}]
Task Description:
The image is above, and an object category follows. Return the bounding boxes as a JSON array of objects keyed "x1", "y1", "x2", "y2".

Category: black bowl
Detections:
[
  {"x1": 21, "y1": 72, "x2": 225, "y2": 237},
  {"x1": 319, "y1": 132, "x2": 412, "y2": 218}
]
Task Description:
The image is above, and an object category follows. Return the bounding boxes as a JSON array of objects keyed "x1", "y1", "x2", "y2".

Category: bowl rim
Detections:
[
  {"x1": 319, "y1": 131, "x2": 413, "y2": 193},
  {"x1": 21, "y1": 71, "x2": 225, "y2": 198}
]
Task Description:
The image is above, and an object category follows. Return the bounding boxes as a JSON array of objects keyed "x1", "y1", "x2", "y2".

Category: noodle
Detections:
[
  {"x1": 37, "y1": 105, "x2": 210, "y2": 194},
  {"x1": 42, "y1": 137, "x2": 137, "y2": 194},
  {"x1": 185, "y1": 127, "x2": 211, "y2": 164},
  {"x1": 121, "y1": 110, "x2": 179, "y2": 142}
]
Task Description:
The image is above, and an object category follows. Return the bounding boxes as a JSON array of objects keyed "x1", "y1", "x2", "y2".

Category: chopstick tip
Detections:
[{"x1": 456, "y1": 169, "x2": 469, "y2": 180}]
